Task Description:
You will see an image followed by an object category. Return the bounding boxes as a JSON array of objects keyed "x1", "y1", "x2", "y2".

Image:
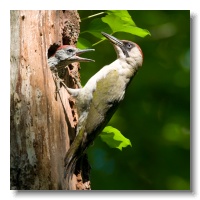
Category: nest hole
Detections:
[{"x1": 47, "y1": 43, "x2": 60, "y2": 58}]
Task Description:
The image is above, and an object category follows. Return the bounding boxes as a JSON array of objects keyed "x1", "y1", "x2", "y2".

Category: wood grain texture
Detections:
[{"x1": 10, "y1": 10, "x2": 80, "y2": 190}]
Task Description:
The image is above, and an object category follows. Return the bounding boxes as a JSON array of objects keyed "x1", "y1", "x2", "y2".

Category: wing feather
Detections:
[{"x1": 85, "y1": 69, "x2": 127, "y2": 141}]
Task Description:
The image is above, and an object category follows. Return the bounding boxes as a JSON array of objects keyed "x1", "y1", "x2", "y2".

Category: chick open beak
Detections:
[
  {"x1": 70, "y1": 48, "x2": 95, "y2": 62},
  {"x1": 101, "y1": 32, "x2": 129, "y2": 57}
]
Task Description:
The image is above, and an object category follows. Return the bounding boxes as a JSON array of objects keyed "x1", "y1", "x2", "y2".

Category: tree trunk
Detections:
[{"x1": 10, "y1": 10, "x2": 87, "y2": 190}]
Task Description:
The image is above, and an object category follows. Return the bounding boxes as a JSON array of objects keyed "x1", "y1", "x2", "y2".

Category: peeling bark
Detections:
[{"x1": 10, "y1": 10, "x2": 87, "y2": 190}]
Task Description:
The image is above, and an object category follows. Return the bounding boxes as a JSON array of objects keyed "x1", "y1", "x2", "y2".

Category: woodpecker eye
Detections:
[
  {"x1": 126, "y1": 43, "x2": 133, "y2": 49},
  {"x1": 67, "y1": 49, "x2": 73, "y2": 53}
]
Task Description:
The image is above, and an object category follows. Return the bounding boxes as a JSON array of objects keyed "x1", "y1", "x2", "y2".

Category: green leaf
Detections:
[
  {"x1": 100, "y1": 126, "x2": 132, "y2": 151},
  {"x1": 121, "y1": 26, "x2": 151, "y2": 37},
  {"x1": 83, "y1": 18, "x2": 112, "y2": 39},
  {"x1": 105, "y1": 10, "x2": 136, "y2": 26},
  {"x1": 77, "y1": 37, "x2": 92, "y2": 49},
  {"x1": 102, "y1": 13, "x2": 150, "y2": 37}
]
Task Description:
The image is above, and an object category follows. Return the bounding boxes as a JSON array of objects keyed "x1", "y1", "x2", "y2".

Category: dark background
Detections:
[{"x1": 78, "y1": 10, "x2": 190, "y2": 190}]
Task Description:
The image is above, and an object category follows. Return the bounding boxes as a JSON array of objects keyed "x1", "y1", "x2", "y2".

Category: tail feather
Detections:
[{"x1": 64, "y1": 155, "x2": 78, "y2": 190}]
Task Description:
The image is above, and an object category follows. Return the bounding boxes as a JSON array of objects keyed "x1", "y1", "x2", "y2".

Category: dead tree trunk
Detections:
[{"x1": 10, "y1": 10, "x2": 87, "y2": 190}]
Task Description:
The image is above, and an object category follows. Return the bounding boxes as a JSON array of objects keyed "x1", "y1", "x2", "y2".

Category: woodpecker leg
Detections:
[
  {"x1": 73, "y1": 77, "x2": 82, "y2": 89},
  {"x1": 51, "y1": 72, "x2": 66, "y2": 101}
]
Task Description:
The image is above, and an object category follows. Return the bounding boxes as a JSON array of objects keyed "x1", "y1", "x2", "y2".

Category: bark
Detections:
[{"x1": 10, "y1": 10, "x2": 88, "y2": 190}]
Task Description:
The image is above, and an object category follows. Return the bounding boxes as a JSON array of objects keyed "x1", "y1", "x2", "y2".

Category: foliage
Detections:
[
  {"x1": 100, "y1": 126, "x2": 132, "y2": 150},
  {"x1": 78, "y1": 10, "x2": 190, "y2": 190},
  {"x1": 77, "y1": 10, "x2": 150, "y2": 48}
]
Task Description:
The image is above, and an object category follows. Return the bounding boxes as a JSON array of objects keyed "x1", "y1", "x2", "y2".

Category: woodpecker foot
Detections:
[
  {"x1": 73, "y1": 77, "x2": 82, "y2": 89},
  {"x1": 52, "y1": 72, "x2": 65, "y2": 98},
  {"x1": 51, "y1": 70, "x2": 82, "y2": 99}
]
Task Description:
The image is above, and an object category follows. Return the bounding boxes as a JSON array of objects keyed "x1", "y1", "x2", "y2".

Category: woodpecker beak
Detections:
[
  {"x1": 101, "y1": 32, "x2": 129, "y2": 57},
  {"x1": 71, "y1": 48, "x2": 95, "y2": 62}
]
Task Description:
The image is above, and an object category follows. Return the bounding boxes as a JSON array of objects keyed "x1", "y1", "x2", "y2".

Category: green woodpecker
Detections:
[{"x1": 64, "y1": 32, "x2": 143, "y2": 189}]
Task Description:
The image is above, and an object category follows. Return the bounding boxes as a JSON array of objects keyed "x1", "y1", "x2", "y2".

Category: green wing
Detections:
[{"x1": 85, "y1": 69, "x2": 127, "y2": 142}]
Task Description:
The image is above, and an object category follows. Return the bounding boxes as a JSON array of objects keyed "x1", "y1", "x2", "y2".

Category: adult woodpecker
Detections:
[
  {"x1": 48, "y1": 45, "x2": 95, "y2": 90},
  {"x1": 64, "y1": 32, "x2": 143, "y2": 189}
]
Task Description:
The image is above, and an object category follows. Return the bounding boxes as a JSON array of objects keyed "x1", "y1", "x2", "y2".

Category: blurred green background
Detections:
[{"x1": 77, "y1": 10, "x2": 190, "y2": 190}]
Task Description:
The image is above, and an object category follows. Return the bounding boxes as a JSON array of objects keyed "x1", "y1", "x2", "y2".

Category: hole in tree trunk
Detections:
[{"x1": 47, "y1": 43, "x2": 60, "y2": 58}]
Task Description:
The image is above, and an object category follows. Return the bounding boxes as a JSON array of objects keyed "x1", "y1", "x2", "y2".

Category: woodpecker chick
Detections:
[
  {"x1": 48, "y1": 45, "x2": 95, "y2": 70},
  {"x1": 48, "y1": 45, "x2": 94, "y2": 92},
  {"x1": 64, "y1": 32, "x2": 143, "y2": 189}
]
